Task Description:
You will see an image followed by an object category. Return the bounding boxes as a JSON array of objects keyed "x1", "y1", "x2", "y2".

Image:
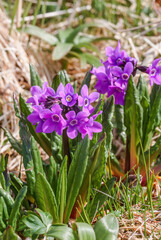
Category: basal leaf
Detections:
[
  {"x1": 23, "y1": 25, "x2": 58, "y2": 45},
  {"x1": 52, "y1": 43, "x2": 73, "y2": 60},
  {"x1": 102, "y1": 95, "x2": 115, "y2": 151},
  {"x1": 74, "y1": 222, "x2": 96, "y2": 240},
  {"x1": 64, "y1": 136, "x2": 89, "y2": 223},
  {"x1": 124, "y1": 77, "x2": 143, "y2": 170},
  {"x1": 94, "y1": 214, "x2": 119, "y2": 240},
  {"x1": 29, "y1": 64, "x2": 42, "y2": 87},
  {"x1": 47, "y1": 225, "x2": 75, "y2": 240},
  {"x1": 9, "y1": 186, "x2": 28, "y2": 230},
  {"x1": 144, "y1": 84, "x2": 161, "y2": 151},
  {"x1": 35, "y1": 173, "x2": 58, "y2": 223}
]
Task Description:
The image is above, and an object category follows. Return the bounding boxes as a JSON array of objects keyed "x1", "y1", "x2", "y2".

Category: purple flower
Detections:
[
  {"x1": 40, "y1": 104, "x2": 66, "y2": 135},
  {"x1": 103, "y1": 41, "x2": 129, "y2": 67},
  {"x1": 111, "y1": 62, "x2": 133, "y2": 86},
  {"x1": 26, "y1": 82, "x2": 49, "y2": 105},
  {"x1": 78, "y1": 85, "x2": 99, "y2": 114},
  {"x1": 81, "y1": 112, "x2": 102, "y2": 140},
  {"x1": 65, "y1": 110, "x2": 88, "y2": 139},
  {"x1": 103, "y1": 41, "x2": 137, "y2": 67},
  {"x1": 59, "y1": 83, "x2": 78, "y2": 107},
  {"x1": 146, "y1": 58, "x2": 161, "y2": 86},
  {"x1": 91, "y1": 66, "x2": 111, "y2": 94},
  {"x1": 108, "y1": 84, "x2": 126, "y2": 105},
  {"x1": 27, "y1": 105, "x2": 44, "y2": 133}
]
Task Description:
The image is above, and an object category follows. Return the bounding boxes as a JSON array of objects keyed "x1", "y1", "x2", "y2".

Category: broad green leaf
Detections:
[
  {"x1": 19, "y1": 118, "x2": 35, "y2": 196},
  {"x1": 74, "y1": 222, "x2": 96, "y2": 240},
  {"x1": 31, "y1": 136, "x2": 44, "y2": 176},
  {"x1": 75, "y1": 42, "x2": 100, "y2": 55},
  {"x1": 124, "y1": 77, "x2": 143, "y2": 170},
  {"x1": 9, "y1": 186, "x2": 28, "y2": 230},
  {"x1": 52, "y1": 43, "x2": 73, "y2": 60},
  {"x1": 23, "y1": 25, "x2": 58, "y2": 45},
  {"x1": 64, "y1": 136, "x2": 90, "y2": 223},
  {"x1": 59, "y1": 28, "x2": 74, "y2": 43},
  {"x1": 0, "y1": 226, "x2": 19, "y2": 240},
  {"x1": 56, "y1": 157, "x2": 67, "y2": 223},
  {"x1": 102, "y1": 95, "x2": 115, "y2": 151},
  {"x1": 29, "y1": 64, "x2": 42, "y2": 87},
  {"x1": 144, "y1": 84, "x2": 161, "y2": 150},
  {"x1": 23, "y1": 214, "x2": 46, "y2": 234},
  {"x1": 13, "y1": 94, "x2": 21, "y2": 119},
  {"x1": 3, "y1": 128, "x2": 22, "y2": 155},
  {"x1": 47, "y1": 225, "x2": 75, "y2": 240},
  {"x1": 94, "y1": 214, "x2": 119, "y2": 240},
  {"x1": 19, "y1": 95, "x2": 52, "y2": 156},
  {"x1": 35, "y1": 173, "x2": 58, "y2": 223},
  {"x1": 74, "y1": 134, "x2": 106, "y2": 221},
  {"x1": 36, "y1": 208, "x2": 53, "y2": 227}
]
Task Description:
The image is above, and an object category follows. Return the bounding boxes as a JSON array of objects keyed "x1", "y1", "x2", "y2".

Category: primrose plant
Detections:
[
  {"x1": 27, "y1": 82, "x2": 102, "y2": 140},
  {"x1": 91, "y1": 41, "x2": 161, "y2": 185}
]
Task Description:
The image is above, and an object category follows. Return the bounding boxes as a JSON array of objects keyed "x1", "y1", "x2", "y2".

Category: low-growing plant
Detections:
[{"x1": 2, "y1": 40, "x2": 161, "y2": 239}]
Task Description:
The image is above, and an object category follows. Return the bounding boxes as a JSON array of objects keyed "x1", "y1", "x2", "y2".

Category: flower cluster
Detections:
[
  {"x1": 91, "y1": 41, "x2": 161, "y2": 105},
  {"x1": 26, "y1": 82, "x2": 102, "y2": 139}
]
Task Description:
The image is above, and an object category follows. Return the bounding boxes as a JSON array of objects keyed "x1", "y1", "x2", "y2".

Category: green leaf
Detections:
[
  {"x1": 64, "y1": 136, "x2": 90, "y2": 223},
  {"x1": 31, "y1": 136, "x2": 44, "y2": 176},
  {"x1": 29, "y1": 64, "x2": 42, "y2": 87},
  {"x1": 59, "y1": 28, "x2": 74, "y2": 43},
  {"x1": 9, "y1": 186, "x2": 28, "y2": 230},
  {"x1": 3, "y1": 128, "x2": 22, "y2": 155},
  {"x1": 23, "y1": 214, "x2": 46, "y2": 234},
  {"x1": 81, "y1": 53, "x2": 101, "y2": 67},
  {"x1": 124, "y1": 77, "x2": 143, "y2": 169},
  {"x1": 137, "y1": 75, "x2": 150, "y2": 143},
  {"x1": 47, "y1": 225, "x2": 75, "y2": 240},
  {"x1": 0, "y1": 189, "x2": 14, "y2": 214},
  {"x1": 0, "y1": 197, "x2": 6, "y2": 230},
  {"x1": 102, "y1": 95, "x2": 115, "y2": 151},
  {"x1": 56, "y1": 157, "x2": 67, "y2": 223},
  {"x1": 79, "y1": 67, "x2": 92, "y2": 94},
  {"x1": 94, "y1": 214, "x2": 119, "y2": 240},
  {"x1": 23, "y1": 25, "x2": 58, "y2": 45},
  {"x1": 19, "y1": 95, "x2": 52, "y2": 156},
  {"x1": 19, "y1": 118, "x2": 35, "y2": 196},
  {"x1": 0, "y1": 197, "x2": 9, "y2": 222},
  {"x1": 74, "y1": 222, "x2": 96, "y2": 240},
  {"x1": 47, "y1": 156, "x2": 58, "y2": 195},
  {"x1": 35, "y1": 173, "x2": 59, "y2": 223},
  {"x1": 51, "y1": 132, "x2": 63, "y2": 164},
  {"x1": 0, "y1": 226, "x2": 19, "y2": 240},
  {"x1": 36, "y1": 208, "x2": 53, "y2": 227},
  {"x1": 59, "y1": 70, "x2": 70, "y2": 85},
  {"x1": 144, "y1": 84, "x2": 161, "y2": 150},
  {"x1": 52, "y1": 43, "x2": 73, "y2": 60},
  {"x1": 115, "y1": 105, "x2": 126, "y2": 144}
]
